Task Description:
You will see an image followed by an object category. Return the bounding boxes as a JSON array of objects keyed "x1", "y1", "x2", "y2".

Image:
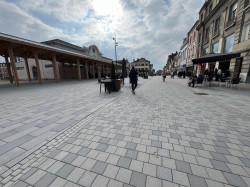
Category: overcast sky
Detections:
[{"x1": 0, "y1": 0, "x2": 204, "y2": 70}]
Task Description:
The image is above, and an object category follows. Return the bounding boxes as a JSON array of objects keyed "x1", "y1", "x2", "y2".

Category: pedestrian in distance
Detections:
[
  {"x1": 129, "y1": 66, "x2": 138, "y2": 94},
  {"x1": 162, "y1": 71, "x2": 166, "y2": 82}
]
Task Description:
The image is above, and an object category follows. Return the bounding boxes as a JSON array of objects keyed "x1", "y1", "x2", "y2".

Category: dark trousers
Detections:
[{"x1": 132, "y1": 82, "x2": 137, "y2": 91}]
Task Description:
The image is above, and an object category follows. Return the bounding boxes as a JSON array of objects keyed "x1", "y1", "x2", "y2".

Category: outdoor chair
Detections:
[
  {"x1": 228, "y1": 78, "x2": 240, "y2": 89},
  {"x1": 219, "y1": 78, "x2": 227, "y2": 87},
  {"x1": 195, "y1": 78, "x2": 204, "y2": 87}
]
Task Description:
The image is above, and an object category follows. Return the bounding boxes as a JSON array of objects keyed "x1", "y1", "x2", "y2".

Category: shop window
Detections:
[
  {"x1": 17, "y1": 67, "x2": 24, "y2": 70},
  {"x1": 224, "y1": 34, "x2": 235, "y2": 53},
  {"x1": 241, "y1": 23, "x2": 250, "y2": 42},
  {"x1": 45, "y1": 64, "x2": 53, "y2": 68},
  {"x1": 212, "y1": 42, "x2": 219, "y2": 53}
]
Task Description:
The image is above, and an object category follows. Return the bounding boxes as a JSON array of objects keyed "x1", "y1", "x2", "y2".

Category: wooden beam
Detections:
[
  {"x1": 85, "y1": 61, "x2": 89, "y2": 80},
  {"x1": 8, "y1": 48, "x2": 19, "y2": 87},
  {"x1": 77, "y1": 58, "x2": 81, "y2": 80},
  {"x1": 4, "y1": 55, "x2": 13, "y2": 84},
  {"x1": 52, "y1": 54, "x2": 59, "y2": 82},
  {"x1": 33, "y1": 51, "x2": 42, "y2": 84},
  {"x1": 24, "y1": 56, "x2": 31, "y2": 82}
]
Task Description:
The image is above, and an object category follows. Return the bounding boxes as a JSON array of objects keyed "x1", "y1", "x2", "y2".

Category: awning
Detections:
[{"x1": 192, "y1": 52, "x2": 241, "y2": 64}]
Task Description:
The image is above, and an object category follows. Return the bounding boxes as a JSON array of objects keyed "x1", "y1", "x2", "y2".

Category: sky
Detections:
[{"x1": 0, "y1": 0, "x2": 204, "y2": 71}]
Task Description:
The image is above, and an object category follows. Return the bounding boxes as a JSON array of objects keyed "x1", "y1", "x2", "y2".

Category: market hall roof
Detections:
[
  {"x1": 192, "y1": 52, "x2": 241, "y2": 64},
  {"x1": 0, "y1": 32, "x2": 112, "y2": 64}
]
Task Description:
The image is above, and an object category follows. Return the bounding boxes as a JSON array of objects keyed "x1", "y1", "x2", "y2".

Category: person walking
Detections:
[
  {"x1": 129, "y1": 67, "x2": 138, "y2": 94},
  {"x1": 162, "y1": 71, "x2": 166, "y2": 82}
]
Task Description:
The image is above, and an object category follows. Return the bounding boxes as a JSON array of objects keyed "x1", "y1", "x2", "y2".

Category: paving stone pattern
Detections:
[{"x1": 1, "y1": 77, "x2": 250, "y2": 187}]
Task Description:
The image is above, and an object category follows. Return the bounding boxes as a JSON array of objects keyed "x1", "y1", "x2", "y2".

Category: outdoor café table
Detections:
[{"x1": 100, "y1": 79, "x2": 112, "y2": 94}]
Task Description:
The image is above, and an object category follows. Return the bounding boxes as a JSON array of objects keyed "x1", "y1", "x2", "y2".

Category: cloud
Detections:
[{"x1": 0, "y1": 0, "x2": 204, "y2": 70}]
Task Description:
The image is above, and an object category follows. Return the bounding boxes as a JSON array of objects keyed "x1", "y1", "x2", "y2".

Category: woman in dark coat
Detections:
[{"x1": 129, "y1": 67, "x2": 138, "y2": 94}]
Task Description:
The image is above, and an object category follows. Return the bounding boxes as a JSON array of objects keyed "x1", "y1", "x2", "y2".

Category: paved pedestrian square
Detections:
[{"x1": 1, "y1": 76, "x2": 250, "y2": 187}]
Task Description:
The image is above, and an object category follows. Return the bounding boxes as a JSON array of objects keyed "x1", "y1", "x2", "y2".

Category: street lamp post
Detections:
[{"x1": 113, "y1": 36, "x2": 118, "y2": 72}]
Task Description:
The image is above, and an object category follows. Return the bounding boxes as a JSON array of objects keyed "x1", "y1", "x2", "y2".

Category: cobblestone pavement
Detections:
[
  {"x1": 0, "y1": 79, "x2": 135, "y2": 169},
  {"x1": 1, "y1": 76, "x2": 250, "y2": 187}
]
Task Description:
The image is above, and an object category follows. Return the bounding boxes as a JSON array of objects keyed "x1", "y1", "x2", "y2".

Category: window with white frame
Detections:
[
  {"x1": 212, "y1": 42, "x2": 219, "y2": 53},
  {"x1": 229, "y1": 3, "x2": 238, "y2": 20},
  {"x1": 205, "y1": 27, "x2": 210, "y2": 42},
  {"x1": 241, "y1": 23, "x2": 250, "y2": 42},
  {"x1": 214, "y1": 17, "x2": 220, "y2": 36},
  {"x1": 204, "y1": 48, "x2": 209, "y2": 55},
  {"x1": 224, "y1": 34, "x2": 235, "y2": 53}
]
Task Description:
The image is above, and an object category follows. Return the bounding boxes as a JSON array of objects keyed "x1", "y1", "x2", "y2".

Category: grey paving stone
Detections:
[
  {"x1": 152, "y1": 130, "x2": 162, "y2": 136},
  {"x1": 151, "y1": 140, "x2": 162, "y2": 148},
  {"x1": 108, "y1": 139, "x2": 119, "y2": 146},
  {"x1": 124, "y1": 184, "x2": 134, "y2": 187},
  {"x1": 188, "y1": 174, "x2": 208, "y2": 187},
  {"x1": 115, "y1": 134, "x2": 125, "y2": 140},
  {"x1": 210, "y1": 152, "x2": 228, "y2": 162},
  {"x1": 99, "y1": 137, "x2": 110, "y2": 144},
  {"x1": 35, "y1": 173, "x2": 57, "y2": 187},
  {"x1": 130, "y1": 171, "x2": 147, "y2": 187},
  {"x1": 223, "y1": 172, "x2": 248, "y2": 187},
  {"x1": 185, "y1": 131, "x2": 196, "y2": 137},
  {"x1": 91, "y1": 161, "x2": 108, "y2": 175},
  {"x1": 78, "y1": 171, "x2": 97, "y2": 187},
  {"x1": 56, "y1": 164, "x2": 75, "y2": 178},
  {"x1": 20, "y1": 168, "x2": 38, "y2": 181},
  {"x1": 66, "y1": 138, "x2": 77, "y2": 144},
  {"x1": 0, "y1": 135, "x2": 33, "y2": 155},
  {"x1": 213, "y1": 140, "x2": 228, "y2": 148},
  {"x1": 216, "y1": 136, "x2": 230, "y2": 143},
  {"x1": 77, "y1": 147, "x2": 91, "y2": 156},
  {"x1": 62, "y1": 153, "x2": 78, "y2": 164},
  {"x1": 125, "y1": 142, "x2": 137, "y2": 150},
  {"x1": 157, "y1": 166, "x2": 172, "y2": 181},
  {"x1": 210, "y1": 160, "x2": 231, "y2": 172},
  {"x1": 117, "y1": 157, "x2": 132, "y2": 169},
  {"x1": 52, "y1": 119, "x2": 77, "y2": 132},
  {"x1": 96, "y1": 144, "x2": 109, "y2": 151},
  {"x1": 170, "y1": 133, "x2": 181, "y2": 139},
  {"x1": 47, "y1": 149, "x2": 61, "y2": 158},
  {"x1": 176, "y1": 160, "x2": 192, "y2": 174},
  {"x1": 214, "y1": 146, "x2": 230, "y2": 155},
  {"x1": 158, "y1": 148, "x2": 170, "y2": 158},
  {"x1": 240, "y1": 157, "x2": 250, "y2": 167},
  {"x1": 125, "y1": 150, "x2": 138, "y2": 159},
  {"x1": 95, "y1": 126, "x2": 104, "y2": 131},
  {"x1": 131, "y1": 132, "x2": 140, "y2": 138},
  {"x1": 12, "y1": 181, "x2": 29, "y2": 187},
  {"x1": 81, "y1": 140, "x2": 92, "y2": 147},
  {"x1": 190, "y1": 141, "x2": 203, "y2": 150}
]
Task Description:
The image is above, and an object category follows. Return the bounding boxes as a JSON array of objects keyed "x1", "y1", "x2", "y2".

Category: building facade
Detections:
[
  {"x1": 0, "y1": 63, "x2": 8, "y2": 80},
  {"x1": 166, "y1": 52, "x2": 178, "y2": 71},
  {"x1": 197, "y1": 0, "x2": 250, "y2": 81},
  {"x1": 179, "y1": 37, "x2": 188, "y2": 71},
  {"x1": 187, "y1": 21, "x2": 199, "y2": 73},
  {"x1": 131, "y1": 58, "x2": 152, "y2": 76}
]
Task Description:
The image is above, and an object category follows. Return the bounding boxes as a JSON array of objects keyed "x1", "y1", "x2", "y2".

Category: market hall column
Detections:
[
  {"x1": 8, "y1": 47, "x2": 20, "y2": 87},
  {"x1": 52, "y1": 54, "x2": 59, "y2": 83},
  {"x1": 4, "y1": 54, "x2": 13, "y2": 84},
  {"x1": 85, "y1": 61, "x2": 89, "y2": 80},
  {"x1": 24, "y1": 56, "x2": 31, "y2": 82},
  {"x1": 70, "y1": 64, "x2": 74, "y2": 79},
  {"x1": 33, "y1": 51, "x2": 42, "y2": 84},
  {"x1": 77, "y1": 58, "x2": 81, "y2": 81}
]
